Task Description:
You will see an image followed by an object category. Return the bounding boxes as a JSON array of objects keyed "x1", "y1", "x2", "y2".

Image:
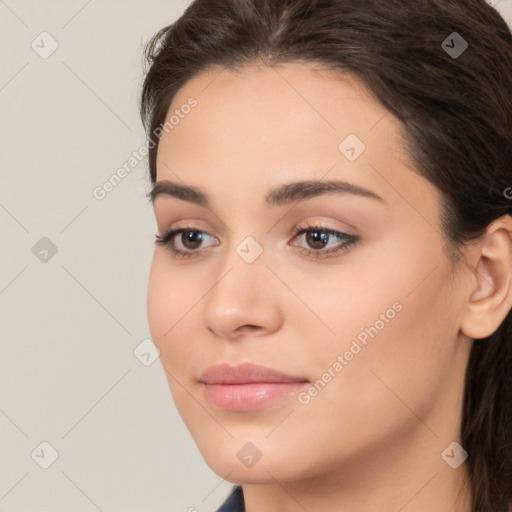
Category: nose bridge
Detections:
[
  {"x1": 201, "y1": 233, "x2": 282, "y2": 337},
  {"x1": 206, "y1": 234, "x2": 268, "y2": 310},
  {"x1": 215, "y1": 229, "x2": 268, "y2": 290}
]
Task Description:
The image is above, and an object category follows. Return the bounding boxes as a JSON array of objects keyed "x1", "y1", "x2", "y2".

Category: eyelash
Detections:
[{"x1": 154, "y1": 223, "x2": 360, "y2": 260}]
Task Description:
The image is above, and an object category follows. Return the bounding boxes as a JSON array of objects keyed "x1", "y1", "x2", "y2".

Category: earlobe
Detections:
[{"x1": 460, "y1": 215, "x2": 512, "y2": 340}]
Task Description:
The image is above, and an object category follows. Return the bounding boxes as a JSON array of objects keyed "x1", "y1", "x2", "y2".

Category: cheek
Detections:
[
  {"x1": 275, "y1": 275, "x2": 458, "y2": 478},
  {"x1": 147, "y1": 255, "x2": 171, "y2": 343},
  {"x1": 147, "y1": 253, "x2": 200, "y2": 333},
  {"x1": 147, "y1": 252, "x2": 212, "y2": 395},
  {"x1": 287, "y1": 234, "x2": 457, "y2": 407},
  {"x1": 272, "y1": 244, "x2": 407, "y2": 354},
  {"x1": 147, "y1": 255, "x2": 193, "y2": 362},
  {"x1": 313, "y1": 267, "x2": 457, "y2": 423}
]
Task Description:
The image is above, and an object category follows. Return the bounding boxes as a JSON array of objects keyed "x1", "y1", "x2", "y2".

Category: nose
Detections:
[{"x1": 201, "y1": 247, "x2": 284, "y2": 340}]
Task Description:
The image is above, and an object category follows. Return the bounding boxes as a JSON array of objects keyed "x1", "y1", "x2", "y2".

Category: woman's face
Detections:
[{"x1": 147, "y1": 63, "x2": 472, "y2": 485}]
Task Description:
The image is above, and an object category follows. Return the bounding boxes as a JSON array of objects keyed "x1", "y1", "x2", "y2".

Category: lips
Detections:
[
  {"x1": 199, "y1": 362, "x2": 308, "y2": 384},
  {"x1": 198, "y1": 363, "x2": 309, "y2": 411}
]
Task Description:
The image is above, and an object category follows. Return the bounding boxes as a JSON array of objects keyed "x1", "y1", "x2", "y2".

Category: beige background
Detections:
[{"x1": 0, "y1": 1, "x2": 511, "y2": 511}]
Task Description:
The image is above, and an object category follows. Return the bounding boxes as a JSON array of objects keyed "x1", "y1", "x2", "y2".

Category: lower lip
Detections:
[{"x1": 202, "y1": 382, "x2": 308, "y2": 411}]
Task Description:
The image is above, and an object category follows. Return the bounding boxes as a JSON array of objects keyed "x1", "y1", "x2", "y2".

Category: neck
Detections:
[{"x1": 241, "y1": 426, "x2": 472, "y2": 512}]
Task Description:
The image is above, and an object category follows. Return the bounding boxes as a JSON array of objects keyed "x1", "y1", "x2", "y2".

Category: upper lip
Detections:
[{"x1": 198, "y1": 363, "x2": 309, "y2": 385}]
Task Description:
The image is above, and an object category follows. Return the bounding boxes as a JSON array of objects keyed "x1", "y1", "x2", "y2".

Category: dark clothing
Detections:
[{"x1": 216, "y1": 485, "x2": 245, "y2": 512}]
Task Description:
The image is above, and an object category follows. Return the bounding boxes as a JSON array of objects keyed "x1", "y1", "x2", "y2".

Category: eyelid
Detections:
[
  {"x1": 158, "y1": 218, "x2": 212, "y2": 232},
  {"x1": 293, "y1": 215, "x2": 358, "y2": 233}
]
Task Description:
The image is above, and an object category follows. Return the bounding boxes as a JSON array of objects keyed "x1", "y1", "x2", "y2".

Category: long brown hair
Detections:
[{"x1": 139, "y1": 1, "x2": 512, "y2": 509}]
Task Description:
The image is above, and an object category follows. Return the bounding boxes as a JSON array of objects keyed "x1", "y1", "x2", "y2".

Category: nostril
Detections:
[{"x1": 235, "y1": 324, "x2": 262, "y2": 333}]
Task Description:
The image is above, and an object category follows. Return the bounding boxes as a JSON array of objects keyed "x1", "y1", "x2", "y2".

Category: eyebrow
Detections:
[{"x1": 147, "y1": 179, "x2": 387, "y2": 207}]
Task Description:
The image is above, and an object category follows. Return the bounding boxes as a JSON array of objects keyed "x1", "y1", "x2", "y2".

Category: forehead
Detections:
[
  {"x1": 154, "y1": 62, "x2": 424, "y2": 209},
  {"x1": 164, "y1": 62, "x2": 395, "y2": 149}
]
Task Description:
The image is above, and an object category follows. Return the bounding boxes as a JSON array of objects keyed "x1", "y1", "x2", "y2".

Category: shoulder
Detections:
[{"x1": 216, "y1": 485, "x2": 244, "y2": 512}]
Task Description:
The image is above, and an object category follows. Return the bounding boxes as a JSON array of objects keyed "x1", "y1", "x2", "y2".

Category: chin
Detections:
[{"x1": 196, "y1": 438, "x2": 311, "y2": 485}]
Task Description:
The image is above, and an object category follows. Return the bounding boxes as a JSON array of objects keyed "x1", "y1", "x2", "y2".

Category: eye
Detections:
[
  {"x1": 155, "y1": 228, "x2": 219, "y2": 258},
  {"x1": 154, "y1": 223, "x2": 359, "y2": 260},
  {"x1": 290, "y1": 223, "x2": 359, "y2": 258}
]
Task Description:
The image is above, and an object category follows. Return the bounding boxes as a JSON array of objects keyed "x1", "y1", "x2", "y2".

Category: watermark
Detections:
[
  {"x1": 237, "y1": 442, "x2": 263, "y2": 468},
  {"x1": 92, "y1": 97, "x2": 198, "y2": 201},
  {"x1": 92, "y1": 145, "x2": 148, "y2": 200},
  {"x1": 152, "y1": 97, "x2": 198, "y2": 139},
  {"x1": 441, "y1": 32, "x2": 468, "y2": 59},
  {"x1": 339, "y1": 133, "x2": 366, "y2": 162},
  {"x1": 133, "y1": 338, "x2": 160, "y2": 367},
  {"x1": 297, "y1": 301, "x2": 403, "y2": 405},
  {"x1": 504, "y1": 187, "x2": 512, "y2": 200},
  {"x1": 441, "y1": 441, "x2": 468, "y2": 469},
  {"x1": 32, "y1": 237, "x2": 58, "y2": 263},
  {"x1": 31, "y1": 31, "x2": 59, "y2": 59},
  {"x1": 31, "y1": 441, "x2": 59, "y2": 469},
  {"x1": 236, "y1": 236, "x2": 263, "y2": 263}
]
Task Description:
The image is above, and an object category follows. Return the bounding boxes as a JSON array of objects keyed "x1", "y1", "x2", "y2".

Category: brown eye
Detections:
[
  {"x1": 290, "y1": 225, "x2": 360, "y2": 259},
  {"x1": 305, "y1": 230, "x2": 331, "y2": 250},
  {"x1": 180, "y1": 230, "x2": 205, "y2": 250},
  {"x1": 155, "y1": 227, "x2": 219, "y2": 258}
]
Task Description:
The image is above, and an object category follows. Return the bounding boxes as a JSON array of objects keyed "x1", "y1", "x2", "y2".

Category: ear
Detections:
[{"x1": 460, "y1": 214, "x2": 512, "y2": 340}]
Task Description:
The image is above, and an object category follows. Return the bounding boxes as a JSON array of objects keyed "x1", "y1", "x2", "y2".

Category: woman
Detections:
[{"x1": 140, "y1": 0, "x2": 512, "y2": 510}]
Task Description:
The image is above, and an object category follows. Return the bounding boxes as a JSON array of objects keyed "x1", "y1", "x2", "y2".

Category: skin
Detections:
[{"x1": 146, "y1": 62, "x2": 512, "y2": 512}]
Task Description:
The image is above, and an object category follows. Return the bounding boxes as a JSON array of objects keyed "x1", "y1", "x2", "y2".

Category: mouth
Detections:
[{"x1": 198, "y1": 362, "x2": 309, "y2": 412}]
